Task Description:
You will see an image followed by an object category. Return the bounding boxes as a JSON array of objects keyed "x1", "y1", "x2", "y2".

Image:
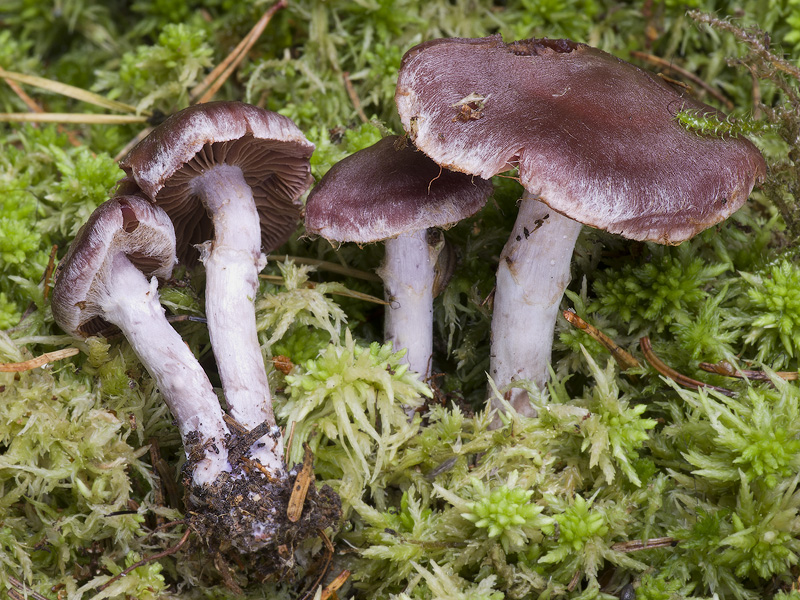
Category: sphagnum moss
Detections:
[{"x1": 3, "y1": 2, "x2": 800, "y2": 599}]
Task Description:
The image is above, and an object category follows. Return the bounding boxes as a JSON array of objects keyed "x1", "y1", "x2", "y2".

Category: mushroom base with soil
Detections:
[
  {"x1": 183, "y1": 439, "x2": 342, "y2": 581},
  {"x1": 489, "y1": 192, "x2": 582, "y2": 416}
]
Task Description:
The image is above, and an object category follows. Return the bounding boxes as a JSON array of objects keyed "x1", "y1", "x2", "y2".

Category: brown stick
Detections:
[
  {"x1": 698, "y1": 360, "x2": 798, "y2": 381},
  {"x1": 97, "y1": 527, "x2": 191, "y2": 592},
  {"x1": 639, "y1": 337, "x2": 734, "y2": 397},
  {"x1": 612, "y1": 537, "x2": 678, "y2": 552},
  {"x1": 42, "y1": 244, "x2": 58, "y2": 301},
  {"x1": 562, "y1": 310, "x2": 640, "y2": 370},
  {"x1": 7, "y1": 577, "x2": 53, "y2": 600}
]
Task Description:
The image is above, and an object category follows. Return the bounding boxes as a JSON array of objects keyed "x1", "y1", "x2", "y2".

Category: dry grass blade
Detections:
[
  {"x1": 192, "y1": 0, "x2": 288, "y2": 104},
  {"x1": 267, "y1": 254, "x2": 382, "y2": 282},
  {"x1": 0, "y1": 347, "x2": 79, "y2": 372},
  {"x1": 0, "y1": 113, "x2": 148, "y2": 124},
  {"x1": 259, "y1": 274, "x2": 388, "y2": 305},
  {"x1": 0, "y1": 67, "x2": 147, "y2": 115}
]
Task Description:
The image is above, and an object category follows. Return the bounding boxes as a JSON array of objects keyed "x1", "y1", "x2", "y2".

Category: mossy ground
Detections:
[{"x1": 1, "y1": 1, "x2": 800, "y2": 599}]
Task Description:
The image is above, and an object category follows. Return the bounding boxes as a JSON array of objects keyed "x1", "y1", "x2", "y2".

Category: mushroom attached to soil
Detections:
[
  {"x1": 52, "y1": 196, "x2": 341, "y2": 564},
  {"x1": 305, "y1": 135, "x2": 492, "y2": 379},
  {"x1": 119, "y1": 101, "x2": 314, "y2": 474},
  {"x1": 396, "y1": 35, "x2": 767, "y2": 415},
  {"x1": 51, "y1": 196, "x2": 231, "y2": 486}
]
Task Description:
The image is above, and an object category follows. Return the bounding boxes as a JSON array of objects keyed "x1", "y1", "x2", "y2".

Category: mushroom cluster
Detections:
[
  {"x1": 394, "y1": 34, "x2": 766, "y2": 416},
  {"x1": 51, "y1": 33, "x2": 768, "y2": 583},
  {"x1": 53, "y1": 103, "x2": 339, "y2": 577}
]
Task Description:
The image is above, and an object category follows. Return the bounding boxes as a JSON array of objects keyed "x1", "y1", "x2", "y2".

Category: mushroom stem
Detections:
[
  {"x1": 193, "y1": 164, "x2": 285, "y2": 477},
  {"x1": 381, "y1": 228, "x2": 440, "y2": 379},
  {"x1": 100, "y1": 252, "x2": 231, "y2": 486},
  {"x1": 489, "y1": 192, "x2": 582, "y2": 416}
]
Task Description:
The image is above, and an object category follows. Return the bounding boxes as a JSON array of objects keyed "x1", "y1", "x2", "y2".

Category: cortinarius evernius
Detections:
[
  {"x1": 305, "y1": 135, "x2": 492, "y2": 380},
  {"x1": 396, "y1": 35, "x2": 767, "y2": 416}
]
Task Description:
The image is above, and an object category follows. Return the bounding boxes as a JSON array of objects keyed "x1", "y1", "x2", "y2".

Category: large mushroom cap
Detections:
[
  {"x1": 119, "y1": 101, "x2": 315, "y2": 262},
  {"x1": 52, "y1": 196, "x2": 177, "y2": 338},
  {"x1": 396, "y1": 35, "x2": 767, "y2": 244},
  {"x1": 305, "y1": 136, "x2": 493, "y2": 243}
]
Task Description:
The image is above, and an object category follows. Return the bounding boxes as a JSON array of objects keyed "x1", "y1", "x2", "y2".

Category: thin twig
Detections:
[
  {"x1": 343, "y1": 71, "x2": 368, "y2": 123},
  {"x1": 0, "y1": 348, "x2": 79, "y2": 372},
  {"x1": 639, "y1": 337, "x2": 735, "y2": 397},
  {"x1": 630, "y1": 51, "x2": 734, "y2": 110},
  {"x1": 299, "y1": 529, "x2": 336, "y2": 600},
  {"x1": 97, "y1": 527, "x2": 191, "y2": 592},
  {"x1": 7, "y1": 577, "x2": 52, "y2": 600},
  {"x1": 3, "y1": 77, "x2": 42, "y2": 113},
  {"x1": 562, "y1": 309, "x2": 640, "y2": 370},
  {"x1": 612, "y1": 537, "x2": 678, "y2": 552},
  {"x1": 698, "y1": 360, "x2": 798, "y2": 381}
]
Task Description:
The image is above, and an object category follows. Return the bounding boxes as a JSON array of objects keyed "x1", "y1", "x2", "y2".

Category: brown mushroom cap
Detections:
[
  {"x1": 305, "y1": 136, "x2": 493, "y2": 243},
  {"x1": 119, "y1": 101, "x2": 314, "y2": 262},
  {"x1": 396, "y1": 35, "x2": 767, "y2": 244},
  {"x1": 52, "y1": 196, "x2": 176, "y2": 338}
]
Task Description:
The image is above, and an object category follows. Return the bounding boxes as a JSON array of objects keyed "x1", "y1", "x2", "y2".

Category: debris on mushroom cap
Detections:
[
  {"x1": 119, "y1": 101, "x2": 314, "y2": 262},
  {"x1": 305, "y1": 135, "x2": 493, "y2": 243},
  {"x1": 51, "y1": 196, "x2": 176, "y2": 338},
  {"x1": 396, "y1": 35, "x2": 767, "y2": 244}
]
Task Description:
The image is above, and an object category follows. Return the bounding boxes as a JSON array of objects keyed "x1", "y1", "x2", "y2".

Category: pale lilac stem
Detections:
[
  {"x1": 489, "y1": 192, "x2": 582, "y2": 416},
  {"x1": 381, "y1": 229, "x2": 437, "y2": 380},
  {"x1": 100, "y1": 253, "x2": 231, "y2": 486},
  {"x1": 193, "y1": 165, "x2": 285, "y2": 476}
]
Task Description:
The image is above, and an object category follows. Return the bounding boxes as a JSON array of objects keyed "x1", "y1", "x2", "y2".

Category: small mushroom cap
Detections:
[
  {"x1": 396, "y1": 35, "x2": 767, "y2": 244},
  {"x1": 52, "y1": 196, "x2": 177, "y2": 338},
  {"x1": 119, "y1": 101, "x2": 315, "y2": 262},
  {"x1": 305, "y1": 136, "x2": 493, "y2": 243}
]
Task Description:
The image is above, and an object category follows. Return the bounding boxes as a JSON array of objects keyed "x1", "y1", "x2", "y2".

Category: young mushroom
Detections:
[
  {"x1": 396, "y1": 35, "x2": 767, "y2": 416},
  {"x1": 305, "y1": 135, "x2": 492, "y2": 380},
  {"x1": 118, "y1": 101, "x2": 314, "y2": 474},
  {"x1": 51, "y1": 196, "x2": 231, "y2": 487},
  {"x1": 52, "y1": 196, "x2": 340, "y2": 571}
]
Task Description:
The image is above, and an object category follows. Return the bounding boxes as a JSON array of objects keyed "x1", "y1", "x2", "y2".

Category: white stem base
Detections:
[
  {"x1": 194, "y1": 165, "x2": 284, "y2": 476},
  {"x1": 101, "y1": 254, "x2": 230, "y2": 486},
  {"x1": 489, "y1": 193, "x2": 582, "y2": 417},
  {"x1": 380, "y1": 229, "x2": 438, "y2": 380}
]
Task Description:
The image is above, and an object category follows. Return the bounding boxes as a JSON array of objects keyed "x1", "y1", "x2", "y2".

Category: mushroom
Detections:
[
  {"x1": 119, "y1": 101, "x2": 314, "y2": 474},
  {"x1": 305, "y1": 135, "x2": 492, "y2": 379},
  {"x1": 395, "y1": 35, "x2": 767, "y2": 415},
  {"x1": 51, "y1": 196, "x2": 231, "y2": 487}
]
